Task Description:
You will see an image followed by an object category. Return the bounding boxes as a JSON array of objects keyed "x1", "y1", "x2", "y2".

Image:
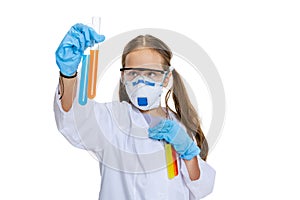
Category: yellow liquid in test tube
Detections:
[
  {"x1": 87, "y1": 49, "x2": 99, "y2": 99},
  {"x1": 165, "y1": 143, "x2": 178, "y2": 179}
]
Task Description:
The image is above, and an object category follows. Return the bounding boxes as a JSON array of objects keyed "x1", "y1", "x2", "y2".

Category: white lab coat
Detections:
[{"x1": 53, "y1": 86, "x2": 216, "y2": 200}]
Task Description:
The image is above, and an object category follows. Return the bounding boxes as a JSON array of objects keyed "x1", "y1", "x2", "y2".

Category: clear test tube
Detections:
[
  {"x1": 78, "y1": 54, "x2": 90, "y2": 105},
  {"x1": 87, "y1": 16, "x2": 101, "y2": 99},
  {"x1": 165, "y1": 143, "x2": 178, "y2": 179}
]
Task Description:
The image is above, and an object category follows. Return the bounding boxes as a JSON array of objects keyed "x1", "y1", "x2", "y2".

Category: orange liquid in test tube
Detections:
[
  {"x1": 87, "y1": 49, "x2": 99, "y2": 99},
  {"x1": 171, "y1": 145, "x2": 178, "y2": 176}
]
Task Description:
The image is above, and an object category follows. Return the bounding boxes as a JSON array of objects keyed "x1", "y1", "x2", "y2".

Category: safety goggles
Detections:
[{"x1": 120, "y1": 67, "x2": 169, "y2": 83}]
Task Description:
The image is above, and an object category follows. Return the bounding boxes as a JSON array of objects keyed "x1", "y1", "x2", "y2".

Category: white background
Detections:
[{"x1": 1, "y1": 0, "x2": 299, "y2": 199}]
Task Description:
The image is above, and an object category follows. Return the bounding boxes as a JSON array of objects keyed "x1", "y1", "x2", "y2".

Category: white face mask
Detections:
[{"x1": 124, "y1": 76, "x2": 164, "y2": 110}]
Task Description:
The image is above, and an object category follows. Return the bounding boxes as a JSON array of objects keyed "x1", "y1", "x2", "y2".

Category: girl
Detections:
[{"x1": 54, "y1": 23, "x2": 215, "y2": 200}]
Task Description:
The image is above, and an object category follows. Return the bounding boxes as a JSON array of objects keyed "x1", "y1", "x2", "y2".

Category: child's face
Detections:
[{"x1": 124, "y1": 49, "x2": 171, "y2": 87}]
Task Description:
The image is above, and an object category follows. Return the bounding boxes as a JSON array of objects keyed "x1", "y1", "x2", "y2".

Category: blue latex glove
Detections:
[
  {"x1": 148, "y1": 119, "x2": 201, "y2": 160},
  {"x1": 55, "y1": 23, "x2": 105, "y2": 76}
]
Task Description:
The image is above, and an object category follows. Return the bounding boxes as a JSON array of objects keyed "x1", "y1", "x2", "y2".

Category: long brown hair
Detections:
[{"x1": 119, "y1": 35, "x2": 209, "y2": 160}]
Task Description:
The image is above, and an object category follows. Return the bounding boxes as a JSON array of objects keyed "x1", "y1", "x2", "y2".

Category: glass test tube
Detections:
[
  {"x1": 87, "y1": 16, "x2": 101, "y2": 99},
  {"x1": 165, "y1": 143, "x2": 179, "y2": 179},
  {"x1": 78, "y1": 54, "x2": 90, "y2": 105}
]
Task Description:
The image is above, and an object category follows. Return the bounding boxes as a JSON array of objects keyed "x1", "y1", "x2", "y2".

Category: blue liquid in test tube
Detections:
[{"x1": 78, "y1": 54, "x2": 90, "y2": 105}]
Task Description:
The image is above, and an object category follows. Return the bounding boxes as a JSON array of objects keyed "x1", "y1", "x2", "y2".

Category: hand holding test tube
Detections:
[{"x1": 147, "y1": 116, "x2": 179, "y2": 179}]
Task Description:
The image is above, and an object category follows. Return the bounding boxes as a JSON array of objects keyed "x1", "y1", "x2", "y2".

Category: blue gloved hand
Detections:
[
  {"x1": 148, "y1": 119, "x2": 201, "y2": 160},
  {"x1": 55, "y1": 23, "x2": 105, "y2": 76}
]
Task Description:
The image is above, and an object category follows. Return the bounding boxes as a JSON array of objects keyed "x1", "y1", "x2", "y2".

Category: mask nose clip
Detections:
[
  {"x1": 132, "y1": 76, "x2": 154, "y2": 87},
  {"x1": 132, "y1": 79, "x2": 144, "y2": 86}
]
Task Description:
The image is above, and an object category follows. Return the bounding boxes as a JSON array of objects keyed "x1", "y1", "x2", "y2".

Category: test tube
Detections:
[
  {"x1": 165, "y1": 143, "x2": 178, "y2": 179},
  {"x1": 78, "y1": 54, "x2": 90, "y2": 105},
  {"x1": 87, "y1": 16, "x2": 101, "y2": 99}
]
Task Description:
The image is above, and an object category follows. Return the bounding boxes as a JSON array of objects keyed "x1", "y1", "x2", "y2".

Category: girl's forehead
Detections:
[{"x1": 125, "y1": 49, "x2": 164, "y2": 69}]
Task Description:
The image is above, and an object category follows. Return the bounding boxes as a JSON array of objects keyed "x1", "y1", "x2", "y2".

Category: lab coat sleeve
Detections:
[
  {"x1": 180, "y1": 156, "x2": 216, "y2": 199},
  {"x1": 53, "y1": 85, "x2": 110, "y2": 151}
]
